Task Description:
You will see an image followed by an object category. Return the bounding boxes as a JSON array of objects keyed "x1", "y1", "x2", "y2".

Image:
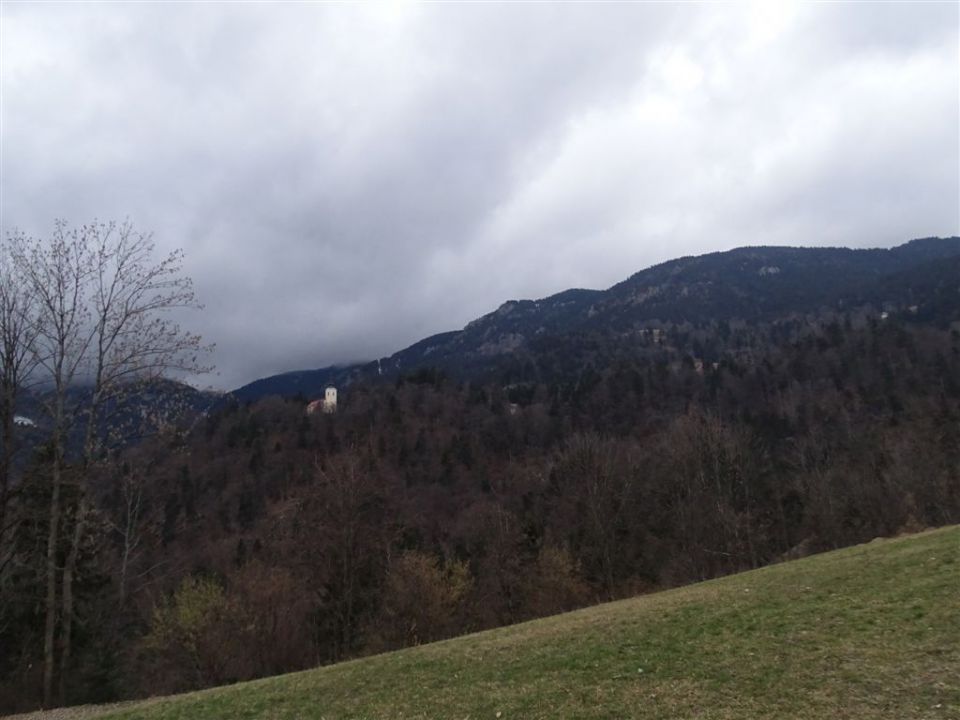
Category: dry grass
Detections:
[{"x1": 3, "y1": 701, "x2": 144, "y2": 720}]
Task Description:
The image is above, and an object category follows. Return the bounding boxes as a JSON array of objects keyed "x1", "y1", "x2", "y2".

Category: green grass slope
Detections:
[{"x1": 104, "y1": 527, "x2": 959, "y2": 720}]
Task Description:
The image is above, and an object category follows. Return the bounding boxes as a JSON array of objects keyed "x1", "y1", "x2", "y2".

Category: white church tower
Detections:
[{"x1": 322, "y1": 386, "x2": 338, "y2": 413}]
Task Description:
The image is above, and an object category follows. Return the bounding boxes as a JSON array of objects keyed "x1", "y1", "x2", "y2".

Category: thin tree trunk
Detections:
[
  {"x1": 0, "y1": 405, "x2": 12, "y2": 569},
  {"x1": 59, "y1": 388, "x2": 100, "y2": 701},
  {"x1": 59, "y1": 497, "x2": 87, "y2": 704},
  {"x1": 118, "y1": 476, "x2": 143, "y2": 604},
  {"x1": 43, "y1": 444, "x2": 62, "y2": 707},
  {"x1": 58, "y1": 406, "x2": 98, "y2": 698}
]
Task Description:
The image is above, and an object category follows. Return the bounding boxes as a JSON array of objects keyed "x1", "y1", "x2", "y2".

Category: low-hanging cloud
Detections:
[{"x1": 2, "y1": 2, "x2": 957, "y2": 389}]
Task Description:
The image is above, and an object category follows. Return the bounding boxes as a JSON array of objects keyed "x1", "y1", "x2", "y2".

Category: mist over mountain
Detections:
[{"x1": 233, "y1": 236, "x2": 960, "y2": 402}]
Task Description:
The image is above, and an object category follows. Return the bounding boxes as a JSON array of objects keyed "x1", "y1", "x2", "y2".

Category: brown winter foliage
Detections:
[{"x1": 1, "y1": 315, "x2": 959, "y2": 712}]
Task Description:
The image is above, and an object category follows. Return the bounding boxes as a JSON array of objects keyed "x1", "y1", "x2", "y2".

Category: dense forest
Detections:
[{"x1": 2, "y1": 308, "x2": 958, "y2": 712}]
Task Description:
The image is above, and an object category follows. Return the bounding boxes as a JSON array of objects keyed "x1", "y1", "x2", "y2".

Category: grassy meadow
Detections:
[{"x1": 21, "y1": 526, "x2": 960, "y2": 720}]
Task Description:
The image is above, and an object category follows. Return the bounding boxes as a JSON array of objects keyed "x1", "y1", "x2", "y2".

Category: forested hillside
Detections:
[{"x1": 3, "y1": 304, "x2": 958, "y2": 711}]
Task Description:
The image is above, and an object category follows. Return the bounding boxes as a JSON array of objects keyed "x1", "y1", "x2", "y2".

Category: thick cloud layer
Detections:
[{"x1": 2, "y1": 3, "x2": 957, "y2": 389}]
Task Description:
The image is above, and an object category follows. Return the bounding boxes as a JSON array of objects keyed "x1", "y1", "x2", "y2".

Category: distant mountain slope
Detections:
[
  {"x1": 597, "y1": 237, "x2": 960, "y2": 326},
  {"x1": 8, "y1": 380, "x2": 222, "y2": 468},
  {"x1": 856, "y1": 252, "x2": 960, "y2": 323},
  {"x1": 232, "y1": 237, "x2": 960, "y2": 401},
  {"x1": 227, "y1": 367, "x2": 345, "y2": 406}
]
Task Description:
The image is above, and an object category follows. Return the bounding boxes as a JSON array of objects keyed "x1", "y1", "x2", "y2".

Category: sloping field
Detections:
[{"x1": 18, "y1": 526, "x2": 960, "y2": 720}]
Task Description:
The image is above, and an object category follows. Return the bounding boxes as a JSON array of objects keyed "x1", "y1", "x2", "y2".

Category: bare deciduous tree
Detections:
[
  {"x1": 0, "y1": 239, "x2": 39, "y2": 620},
  {"x1": 7, "y1": 219, "x2": 211, "y2": 707},
  {"x1": 10, "y1": 223, "x2": 92, "y2": 707},
  {"x1": 109, "y1": 462, "x2": 146, "y2": 604}
]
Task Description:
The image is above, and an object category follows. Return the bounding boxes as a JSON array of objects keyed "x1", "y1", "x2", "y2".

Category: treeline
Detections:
[{"x1": 1, "y1": 315, "x2": 959, "y2": 711}]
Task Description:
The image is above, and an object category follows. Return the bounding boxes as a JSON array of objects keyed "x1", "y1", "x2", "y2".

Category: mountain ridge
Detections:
[{"x1": 232, "y1": 236, "x2": 960, "y2": 401}]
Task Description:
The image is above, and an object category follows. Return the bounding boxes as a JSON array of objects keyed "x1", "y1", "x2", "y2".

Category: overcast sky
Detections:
[{"x1": 2, "y1": 2, "x2": 958, "y2": 390}]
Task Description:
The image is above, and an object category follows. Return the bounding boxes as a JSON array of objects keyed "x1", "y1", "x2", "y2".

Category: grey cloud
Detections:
[{"x1": 2, "y1": 2, "x2": 957, "y2": 390}]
